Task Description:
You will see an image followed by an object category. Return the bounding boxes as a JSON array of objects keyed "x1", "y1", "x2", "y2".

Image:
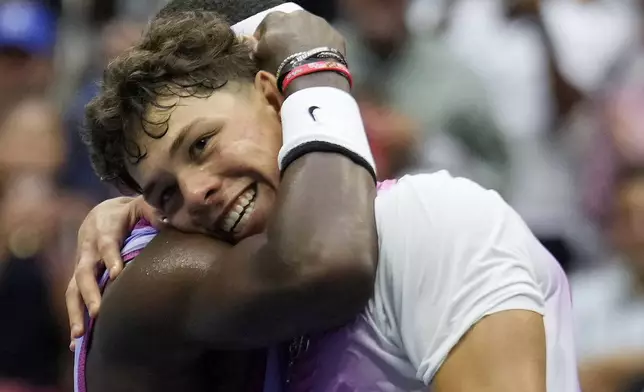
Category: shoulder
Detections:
[
  {"x1": 376, "y1": 171, "x2": 511, "y2": 232},
  {"x1": 374, "y1": 171, "x2": 539, "y2": 301},
  {"x1": 374, "y1": 171, "x2": 524, "y2": 285}
]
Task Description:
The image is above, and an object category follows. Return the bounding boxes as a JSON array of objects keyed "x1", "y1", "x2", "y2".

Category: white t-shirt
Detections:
[{"x1": 362, "y1": 172, "x2": 578, "y2": 390}]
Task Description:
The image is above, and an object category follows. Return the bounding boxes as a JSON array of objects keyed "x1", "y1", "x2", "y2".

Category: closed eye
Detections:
[{"x1": 159, "y1": 186, "x2": 176, "y2": 212}]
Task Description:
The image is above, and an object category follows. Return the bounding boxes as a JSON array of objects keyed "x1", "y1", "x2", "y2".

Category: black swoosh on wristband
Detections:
[{"x1": 308, "y1": 106, "x2": 320, "y2": 121}]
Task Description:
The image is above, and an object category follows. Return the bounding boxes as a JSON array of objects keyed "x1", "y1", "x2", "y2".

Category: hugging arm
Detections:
[{"x1": 95, "y1": 142, "x2": 377, "y2": 357}]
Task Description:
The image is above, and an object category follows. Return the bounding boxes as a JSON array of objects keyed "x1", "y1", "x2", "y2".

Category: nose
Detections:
[{"x1": 179, "y1": 171, "x2": 222, "y2": 216}]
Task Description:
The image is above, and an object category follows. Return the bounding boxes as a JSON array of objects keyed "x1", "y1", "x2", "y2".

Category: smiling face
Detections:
[
  {"x1": 83, "y1": 9, "x2": 287, "y2": 240},
  {"x1": 127, "y1": 73, "x2": 283, "y2": 241}
]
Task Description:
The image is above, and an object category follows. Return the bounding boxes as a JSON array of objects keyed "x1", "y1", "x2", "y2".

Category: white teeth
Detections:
[
  {"x1": 234, "y1": 202, "x2": 255, "y2": 233},
  {"x1": 228, "y1": 210, "x2": 240, "y2": 221},
  {"x1": 244, "y1": 188, "x2": 256, "y2": 200},
  {"x1": 222, "y1": 216, "x2": 237, "y2": 233},
  {"x1": 220, "y1": 187, "x2": 257, "y2": 233}
]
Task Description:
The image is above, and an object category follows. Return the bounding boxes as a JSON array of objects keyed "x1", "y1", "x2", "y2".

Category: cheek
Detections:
[
  {"x1": 224, "y1": 117, "x2": 281, "y2": 158},
  {"x1": 215, "y1": 131, "x2": 280, "y2": 182}
]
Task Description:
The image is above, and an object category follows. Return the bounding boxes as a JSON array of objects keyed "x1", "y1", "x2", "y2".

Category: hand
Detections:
[
  {"x1": 253, "y1": 10, "x2": 346, "y2": 75},
  {"x1": 65, "y1": 196, "x2": 156, "y2": 348}
]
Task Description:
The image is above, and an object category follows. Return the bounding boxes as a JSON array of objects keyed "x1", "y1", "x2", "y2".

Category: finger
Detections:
[
  {"x1": 137, "y1": 199, "x2": 165, "y2": 230},
  {"x1": 76, "y1": 252, "x2": 102, "y2": 318},
  {"x1": 65, "y1": 280, "x2": 85, "y2": 339},
  {"x1": 135, "y1": 197, "x2": 157, "y2": 225},
  {"x1": 97, "y1": 236, "x2": 124, "y2": 280}
]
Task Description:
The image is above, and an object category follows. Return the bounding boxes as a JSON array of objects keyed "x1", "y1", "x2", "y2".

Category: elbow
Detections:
[
  {"x1": 330, "y1": 253, "x2": 377, "y2": 317},
  {"x1": 285, "y1": 231, "x2": 378, "y2": 322}
]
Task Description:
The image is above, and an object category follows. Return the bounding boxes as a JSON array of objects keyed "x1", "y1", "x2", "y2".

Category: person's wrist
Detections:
[{"x1": 284, "y1": 72, "x2": 350, "y2": 97}]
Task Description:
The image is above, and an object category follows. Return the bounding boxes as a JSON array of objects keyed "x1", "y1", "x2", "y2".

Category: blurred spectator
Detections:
[
  {"x1": 0, "y1": 2, "x2": 78, "y2": 390},
  {"x1": 334, "y1": 0, "x2": 510, "y2": 193},
  {"x1": 0, "y1": 100, "x2": 67, "y2": 391},
  {"x1": 439, "y1": 0, "x2": 641, "y2": 271},
  {"x1": 0, "y1": 1, "x2": 56, "y2": 119},
  {"x1": 572, "y1": 168, "x2": 644, "y2": 392},
  {"x1": 60, "y1": 19, "x2": 143, "y2": 203},
  {"x1": 356, "y1": 88, "x2": 418, "y2": 180},
  {"x1": 583, "y1": 0, "x2": 644, "y2": 232}
]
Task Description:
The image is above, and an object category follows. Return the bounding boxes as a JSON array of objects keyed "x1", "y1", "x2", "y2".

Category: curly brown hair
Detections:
[{"x1": 83, "y1": 10, "x2": 258, "y2": 193}]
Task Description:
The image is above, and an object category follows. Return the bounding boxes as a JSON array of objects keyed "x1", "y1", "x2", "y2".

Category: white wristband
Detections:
[
  {"x1": 278, "y1": 87, "x2": 377, "y2": 181},
  {"x1": 231, "y1": 3, "x2": 303, "y2": 36}
]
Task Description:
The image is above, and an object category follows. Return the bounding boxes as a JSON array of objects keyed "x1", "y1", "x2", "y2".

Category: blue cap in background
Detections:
[{"x1": 0, "y1": 1, "x2": 56, "y2": 56}]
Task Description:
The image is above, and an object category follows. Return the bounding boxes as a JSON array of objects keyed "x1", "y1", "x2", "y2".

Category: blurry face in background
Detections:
[
  {"x1": 127, "y1": 74, "x2": 283, "y2": 242},
  {"x1": 611, "y1": 175, "x2": 644, "y2": 271},
  {"x1": 0, "y1": 99, "x2": 64, "y2": 174},
  {"x1": 358, "y1": 96, "x2": 418, "y2": 180},
  {"x1": 0, "y1": 100, "x2": 64, "y2": 257},
  {"x1": 0, "y1": 47, "x2": 52, "y2": 102},
  {"x1": 339, "y1": 0, "x2": 409, "y2": 53}
]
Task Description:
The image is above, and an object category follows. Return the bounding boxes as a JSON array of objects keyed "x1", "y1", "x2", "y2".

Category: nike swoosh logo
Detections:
[{"x1": 308, "y1": 106, "x2": 320, "y2": 121}]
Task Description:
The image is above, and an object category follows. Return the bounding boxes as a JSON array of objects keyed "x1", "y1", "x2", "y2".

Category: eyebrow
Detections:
[{"x1": 169, "y1": 117, "x2": 207, "y2": 158}]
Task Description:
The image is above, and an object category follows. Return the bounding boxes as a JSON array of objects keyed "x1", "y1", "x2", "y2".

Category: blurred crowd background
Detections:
[{"x1": 0, "y1": 0, "x2": 643, "y2": 391}]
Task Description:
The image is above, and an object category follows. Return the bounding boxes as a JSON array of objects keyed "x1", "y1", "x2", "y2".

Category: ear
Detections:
[{"x1": 254, "y1": 70, "x2": 283, "y2": 115}]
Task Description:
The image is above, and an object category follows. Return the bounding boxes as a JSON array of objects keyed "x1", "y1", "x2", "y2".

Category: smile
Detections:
[{"x1": 221, "y1": 184, "x2": 258, "y2": 234}]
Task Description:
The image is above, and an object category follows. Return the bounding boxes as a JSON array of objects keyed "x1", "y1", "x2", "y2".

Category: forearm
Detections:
[
  {"x1": 256, "y1": 74, "x2": 378, "y2": 330},
  {"x1": 271, "y1": 72, "x2": 377, "y2": 269}
]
